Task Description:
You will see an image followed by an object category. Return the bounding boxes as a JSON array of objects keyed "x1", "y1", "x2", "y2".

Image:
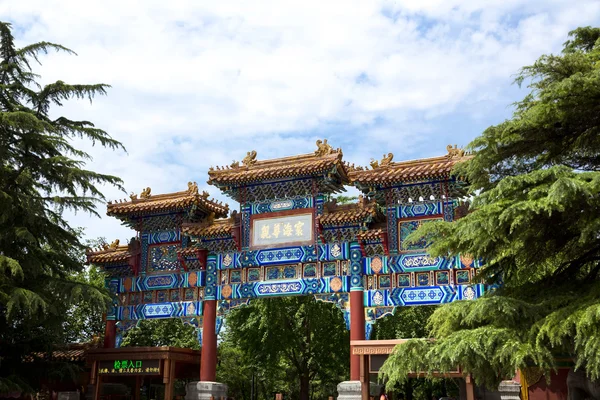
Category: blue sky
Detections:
[{"x1": 2, "y1": 0, "x2": 600, "y2": 242}]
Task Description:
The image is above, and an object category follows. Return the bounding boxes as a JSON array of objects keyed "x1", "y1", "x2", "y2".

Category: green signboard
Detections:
[{"x1": 98, "y1": 359, "x2": 161, "y2": 375}]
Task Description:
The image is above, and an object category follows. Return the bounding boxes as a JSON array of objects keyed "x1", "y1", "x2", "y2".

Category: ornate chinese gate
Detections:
[{"x1": 87, "y1": 141, "x2": 482, "y2": 397}]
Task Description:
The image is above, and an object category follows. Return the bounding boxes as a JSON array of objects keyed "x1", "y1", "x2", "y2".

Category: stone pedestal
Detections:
[
  {"x1": 57, "y1": 392, "x2": 79, "y2": 400},
  {"x1": 185, "y1": 381, "x2": 228, "y2": 400},
  {"x1": 498, "y1": 380, "x2": 521, "y2": 400},
  {"x1": 369, "y1": 383, "x2": 382, "y2": 397},
  {"x1": 337, "y1": 381, "x2": 362, "y2": 400},
  {"x1": 85, "y1": 385, "x2": 95, "y2": 400}
]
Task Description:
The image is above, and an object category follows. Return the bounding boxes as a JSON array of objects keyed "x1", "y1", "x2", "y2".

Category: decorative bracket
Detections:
[
  {"x1": 316, "y1": 217, "x2": 325, "y2": 244},
  {"x1": 380, "y1": 231, "x2": 389, "y2": 256},
  {"x1": 357, "y1": 236, "x2": 367, "y2": 257},
  {"x1": 232, "y1": 225, "x2": 242, "y2": 252},
  {"x1": 177, "y1": 253, "x2": 188, "y2": 272}
]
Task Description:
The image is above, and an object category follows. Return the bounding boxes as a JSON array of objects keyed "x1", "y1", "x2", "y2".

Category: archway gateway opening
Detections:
[{"x1": 86, "y1": 141, "x2": 483, "y2": 400}]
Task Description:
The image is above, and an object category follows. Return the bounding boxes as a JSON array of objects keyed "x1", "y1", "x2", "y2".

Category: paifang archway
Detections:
[{"x1": 87, "y1": 141, "x2": 484, "y2": 399}]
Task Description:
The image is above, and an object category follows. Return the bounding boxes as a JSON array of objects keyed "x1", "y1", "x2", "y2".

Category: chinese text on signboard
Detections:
[
  {"x1": 98, "y1": 359, "x2": 161, "y2": 375},
  {"x1": 251, "y1": 213, "x2": 313, "y2": 248},
  {"x1": 252, "y1": 213, "x2": 313, "y2": 246}
]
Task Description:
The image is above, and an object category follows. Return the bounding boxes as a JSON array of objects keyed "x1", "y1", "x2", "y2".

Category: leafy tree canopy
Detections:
[
  {"x1": 121, "y1": 319, "x2": 200, "y2": 349},
  {"x1": 0, "y1": 21, "x2": 124, "y2": 392},
  {"x1": 381, "y1": 26, "x2": 600, "y2": 389},
  {"x1": 222, "y1": 297, "x2": 349, "y2": 400}
]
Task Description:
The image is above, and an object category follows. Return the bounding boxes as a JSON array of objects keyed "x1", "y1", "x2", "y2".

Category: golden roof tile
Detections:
[
  {"x1": 349, "y1": 146, "x2": 472, "y2": 186},
  {"x1": 86, "y1": 240, "x2": 131, "y2": 264},
  {"x1": 208, "y1": 141, "x2": 349, "y2": 186},
  {"x1": 318, "y1": 197, "x2": 382, "y2": 226},
  {"x1": 177, "y1": 247, "x2": 200, "y2": 257},
  {"x1": 182, "y1": 218, "x2": 236, "y2": 238},
  {"x1": 107, "y1": 182, "x2": 229, "y2": 218},
  {"x1": 357, "y1": 228, "x2": 386, "y2": 241}
]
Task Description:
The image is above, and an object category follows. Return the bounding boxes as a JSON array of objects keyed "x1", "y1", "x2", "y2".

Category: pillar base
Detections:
[
  {"x1": 185, "y1": 381, "x2": 228, "y2": 400},
  {"x1": 337, "y1": 381, "x2": 362, "y2": 400},
  {"x1": 498, "y1": 381, "x2": 521, "y2": 400},
  {"x1": 85, "y1": 385, "x2": 95, "y2": 400},
  {"x1": 57, "y1": 392, "x2": 79, "y2": 400}
]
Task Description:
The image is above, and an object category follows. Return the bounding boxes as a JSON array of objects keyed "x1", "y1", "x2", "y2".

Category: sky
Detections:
[{"x1": 2, "y1": 0, "x2": 600, "y2": 243}]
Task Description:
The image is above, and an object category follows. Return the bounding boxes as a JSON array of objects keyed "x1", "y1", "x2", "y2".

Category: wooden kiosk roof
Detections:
[
  {"x1": 86, "y1": 346, "x2": 200, "y2": 363},
  {"x1": 87, "y1": 347, "x2": 201, "y2": 400}
]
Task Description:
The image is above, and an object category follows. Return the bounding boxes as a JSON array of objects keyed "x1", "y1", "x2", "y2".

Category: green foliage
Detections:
[
  {"x1": 331, "y1": 195, "x2": 358, "y2": 204},
  {"x1": 221, "y1": 297, "x2": 349, "y2": 400},
  {"x1": 372, "y1": 306, "x2": 436, "y2": 340},
  {"x1": 373, "y1": 307, "x2": 462, "y2": 400},
  {"x1": 63, "y1": 263, "x2": 107, "y2": 343},
  {"x1": 0, "y1": 21, "x2": 124, "y2": 392},
  {"x1": 216, "y1": 343, "x2": 255, "y2": 400},
  {"x1": 121, "y1": 319, "x2": 200, "y2": 349},
  {"x1": 381, "y1": 26, "x2": 600, "y2": 389}
]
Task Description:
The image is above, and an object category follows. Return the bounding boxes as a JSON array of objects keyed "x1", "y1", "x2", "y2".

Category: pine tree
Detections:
[
  {"x1": 0, "y1": 22, "x2": 124, "y2": 392},
  {"x1": 381, "y1": 26, "x2": 600, "y2": 389}
]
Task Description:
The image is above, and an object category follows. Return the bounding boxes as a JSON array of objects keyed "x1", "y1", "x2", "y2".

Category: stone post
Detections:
[
  {"x1": 498, "y1": 380, "x2": 521, "y2": 400},
  {"x1": 337, "y1": 381, "x2": 362, "y2": 400}
]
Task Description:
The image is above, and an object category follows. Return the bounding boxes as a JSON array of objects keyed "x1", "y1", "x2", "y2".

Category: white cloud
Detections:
[{"x1": 2, "y1": 0, "x2": 599, "y2": 241}]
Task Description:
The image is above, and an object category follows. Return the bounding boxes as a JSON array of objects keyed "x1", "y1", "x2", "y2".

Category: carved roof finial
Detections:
[
  {"x1": 108, "y1": 239, "x2": 120, "y2": 250},
  {"x1": 380, "y1": 152, "x2": 393, "y2": 167},
  {"x1": 129, "y1": 192, "x2": 138, "y2": 201},
  {"x1": 315, "y1": 139, "x2": 334, "y2": 157},
  {"x1": 369, "y1": 159, "x2": 379, "y2": 169},
  {"x1": 206, "y1": 212, "x2": 215, "y2": 225},
  {"x1": 230, "y1": 160, "x2": 240, "y2": 168},
  {"x1": 242, "y1": 150, "x2": 257, "y2": 167},
  {"x1": 140, "y1": 187, "x2": 151, "y2": 199},
  {"x1": 229, "y1": 209, "x2": 238, "y2": 223},
  {"x1": 187, "y1": 181, "x2": 199, "y2": 195},
  {"x1": 358, "y1": 194, "x2": 368, "y2": 208},
  {"x1": 446, "y1": 144, "x2": 465, "y2": 158}
]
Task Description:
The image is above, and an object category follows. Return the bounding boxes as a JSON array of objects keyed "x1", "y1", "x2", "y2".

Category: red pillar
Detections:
[
  {"x1": 350, "y1": 290, "x2": 365, "y2": 381},
  {"x1": 200, "y1": 299, "x2": 217, "y2": 381},
  {"x1": 103, "y1": 318, "x2": 116, "y2": 348}
]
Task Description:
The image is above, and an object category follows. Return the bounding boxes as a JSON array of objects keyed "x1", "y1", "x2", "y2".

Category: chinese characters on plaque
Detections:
[
  {"x1": 252, "y1": 213, "x2": 313, "y2": 248},
  {"x1": 98, "y1": 359, "x2": 161, "y2": 375}
]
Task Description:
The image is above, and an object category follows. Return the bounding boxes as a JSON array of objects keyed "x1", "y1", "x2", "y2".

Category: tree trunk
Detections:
[
  {"x1": 404, "y1": 380, "x2": 414, "y2": 400},
  {"x1": 300, "y1": 374, "x2": 310, "y2": 400}
]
